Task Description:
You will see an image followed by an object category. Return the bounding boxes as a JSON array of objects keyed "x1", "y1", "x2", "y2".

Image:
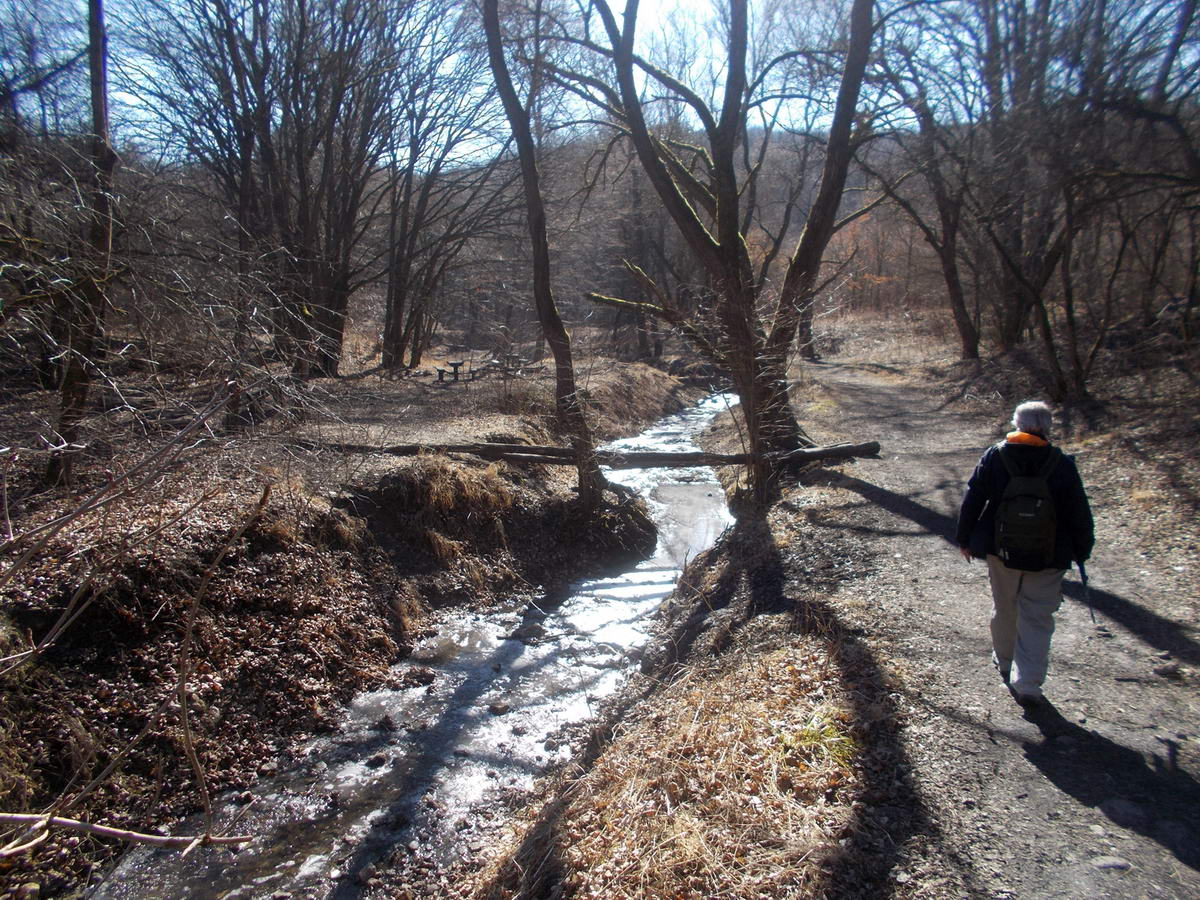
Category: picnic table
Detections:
[{"x1": 436, "y1": 360, "x2": 469, "y2": 382}]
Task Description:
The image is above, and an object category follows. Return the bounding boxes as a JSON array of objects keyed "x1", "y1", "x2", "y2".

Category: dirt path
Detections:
[{"x1": 803, "y1": 361, "x2": 1200, "y2": 898}]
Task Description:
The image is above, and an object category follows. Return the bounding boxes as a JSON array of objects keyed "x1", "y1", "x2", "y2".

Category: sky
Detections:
[{"x1": 622, "y1": 0, "x2": 724, "y2": 53}]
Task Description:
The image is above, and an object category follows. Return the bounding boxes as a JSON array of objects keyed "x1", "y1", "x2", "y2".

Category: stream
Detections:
[{"x1": 91, "y1": 394, "x2": 736, "y2": 899}]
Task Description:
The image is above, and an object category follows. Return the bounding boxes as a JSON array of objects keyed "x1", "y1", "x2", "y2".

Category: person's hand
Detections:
[{"x1": 959, "y1": 547, "x2": 973, "y2": 561}]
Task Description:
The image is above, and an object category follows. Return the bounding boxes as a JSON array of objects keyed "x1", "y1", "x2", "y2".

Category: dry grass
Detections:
[
  {"x1": 579, "y1": 362, "x2": 699, "y2": 440},
  {"x1": 396, "y1": 458, "x2": 516, "y2": 518},
  {"x1": 381, "y1": 458, "x2": 516, "y2": 568},
  {"x1": 488, "y1": 379, "x2": 556, "y2": 419},
  {"x1": 485, "y1": 643, "x2": 860, "y2": 899},
  {"x1": 820, "y1": 307, "x2": 959, "y2": 367},
  {"x1": 426, "y1": 529, "x2": 466, "y2": 562}
]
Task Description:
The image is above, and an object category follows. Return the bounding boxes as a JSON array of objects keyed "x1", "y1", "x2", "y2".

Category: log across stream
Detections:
[
  {"x1": 301, "y1": 438, "x2": 882, "y2": 469},
  {"x1": 91, "y1": 394, "x2": 739, "y2": 899}
]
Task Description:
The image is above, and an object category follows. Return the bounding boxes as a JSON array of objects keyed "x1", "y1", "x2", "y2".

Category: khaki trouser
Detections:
[{"x1": 986, "y1": 555, "x2": 1066, "y2": 698}]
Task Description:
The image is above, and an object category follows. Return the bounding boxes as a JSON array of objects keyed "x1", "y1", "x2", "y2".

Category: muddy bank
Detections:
[
  {"x1": 347, "y1": 457, "x2": 655, "y2": 616},
  {"x1": 0, "y1": 360, "x2": 699, "y2": 899}
]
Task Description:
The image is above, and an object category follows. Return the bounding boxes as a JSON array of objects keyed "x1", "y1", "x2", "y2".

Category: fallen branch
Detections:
[
  {"x1": 772, "y1": 441, "x2": 882, "y2": 464},
  {"x1": 291, "y1": 439, "x2": 882, "y2": 469},
  {"x1": 0, "y1": 813, "x2": 252, "y2": 854},
  {"x1": 0, "y1": 381, "x2": 256, "y2": 590}
]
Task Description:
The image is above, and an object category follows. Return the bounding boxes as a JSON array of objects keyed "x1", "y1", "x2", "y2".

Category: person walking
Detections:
[{"x1": 956, "y1": 401, "x2": 1095, "y2": 707}]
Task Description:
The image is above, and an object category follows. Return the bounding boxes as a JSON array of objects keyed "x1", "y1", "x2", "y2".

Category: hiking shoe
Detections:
[
  {"x1": 1011, "y1": 689, "x2": 1047, "y2": 709},
  {"x1": 993, "y1": 652, "x2": 1012, "y2": 686},
  {"x1": 993, "y1": 656, "x2": 1011, "y2": 685}
]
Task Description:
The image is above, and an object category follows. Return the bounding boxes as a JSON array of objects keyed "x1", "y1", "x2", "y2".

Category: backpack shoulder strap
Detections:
[
  {"x1": 997, "y1": 444, "x2": 1020, "y2": 477},
  {"x1": 1037, "y1": 447, "x2": 1063, "y2": 478}
]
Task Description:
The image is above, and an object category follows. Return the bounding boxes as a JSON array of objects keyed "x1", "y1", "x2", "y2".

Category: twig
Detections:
[
  {"x1": 29, "y1": 489, "x2": 267, "y2": 830},
  {"x1": 0, "y1": 826, "x2": 49, "y2": 857},
  {"x1": 0, "y1": 488, "x2": 223, "y2": 676},
  {"x1": 1, "y1": 450, "x2": 13, "y2": 542},
  {"x1": 719, "y1": 391, "x2": 750, "y2": 458},
  {"x1": 0, "y1": 382, "x2": 252, "y2": 594},
  {"x1": 0, "y1": 814, "x2": 251, "y2": 853},
  {"x1": 0, "y1": 574, "x2": 101, "y2": 677}
]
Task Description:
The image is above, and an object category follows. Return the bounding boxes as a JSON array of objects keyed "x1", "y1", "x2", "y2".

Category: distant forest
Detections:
[{"x1": 2, "y1": 0, "x2": 1196, "y2": 476}]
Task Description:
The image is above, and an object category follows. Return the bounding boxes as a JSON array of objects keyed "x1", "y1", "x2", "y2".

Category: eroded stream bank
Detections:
[{"x1": 91, "y1": 395, "x2": 736, "y2": 900}]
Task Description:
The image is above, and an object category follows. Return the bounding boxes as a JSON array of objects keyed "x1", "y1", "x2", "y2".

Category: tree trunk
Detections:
[
  {"x1": 407, "y1": 308, "x2": 425, "y2": 369},
  {"x1": 310, "y1": 274, "x2": 348, "y2": 378},
  {"x1": 1059, "y1": 195, "x2": 1089, "y2": 399},
  {"x1": 630, "y1": 166, "x2": 651, "y2": 359},
  {"x1": 382, "y1": 163, "x2": 406, "y2": 371},
  {"x1": 484, "y1": 0, "x2": 601, "y2": 508},
  {"x1": 1032, "y1": 295, "x2": 1070, "y2": 401},
  {"x1": 940, "y1": 241, "x2": 980, "y2": 360},
  {"x1": 223, "y1": 130, "x2": 258, "y2": 432},
  {"x1": 996, "y1": 280, "x2": 1031, "y2": 352},
  {"x1": 47, "y1": 0, "x2": 116, "y2": 485},
  {"x1": 296, "y1": 439, "x2": 883, "y2": 468},
  {"x1": 795, "y1": 299, "x2": 818, "y2": 361},
  {"x1": 763, "y1": 0, "x2": 873, "y2": 438}
]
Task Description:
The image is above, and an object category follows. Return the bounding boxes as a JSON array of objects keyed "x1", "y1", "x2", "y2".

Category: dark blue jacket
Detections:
[{"x1": 956, "y1": 439, "x2": 1094, "y2": 570}]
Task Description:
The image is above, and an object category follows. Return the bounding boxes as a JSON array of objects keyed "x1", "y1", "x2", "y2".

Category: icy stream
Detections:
[{"x1": 91, "y1": 394, "x2": 735, "y2": 899}]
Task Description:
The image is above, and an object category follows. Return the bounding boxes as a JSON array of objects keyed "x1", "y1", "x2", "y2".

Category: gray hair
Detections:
[{"x1": 1012, "y1": 400, "x2": 1053, "y2": 437}]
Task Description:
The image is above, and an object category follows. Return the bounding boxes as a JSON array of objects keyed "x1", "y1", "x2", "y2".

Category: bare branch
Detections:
[{"x1": 0, "y1": 814, "x2": 251, "y2": 855}]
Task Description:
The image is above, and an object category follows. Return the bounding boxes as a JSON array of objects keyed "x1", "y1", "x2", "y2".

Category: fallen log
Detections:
[
  {"x1": 293, "y1": 439, "x2": 881, "y2": 468},
  {"x1": 772, "y1": 441, "x2": 882, "y2": 465}
]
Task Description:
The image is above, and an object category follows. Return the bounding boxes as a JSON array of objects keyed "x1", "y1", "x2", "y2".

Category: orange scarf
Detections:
[{"x1": 1006, "y1": 430, "x2": 1049, "y2": 447}]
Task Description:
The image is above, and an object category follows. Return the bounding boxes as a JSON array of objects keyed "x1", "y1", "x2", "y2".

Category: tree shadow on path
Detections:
[
  {"x1": 829, "y1": 474, "x2": 958, "y2": 542},
  {"x1": 829, "y1": 474, "x2": 1200, "y2": 665},
  {"x1": 1021, "y1": 701, "x2": 1200, "y2": 871},
  {"x1": 733, "y1": 513, "x2": 962, "y2": 897}
]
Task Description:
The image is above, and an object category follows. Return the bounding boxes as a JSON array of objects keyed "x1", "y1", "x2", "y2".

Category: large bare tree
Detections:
[
  {"x1": 875, "y1": 0, "x2": 1199, "y2": 394},
  {"x1": 552, "y1": 0, "x2": 876, "y2": 490},
  {"x1": 869, "y1": 13, "x2": 982, "y2": 361},
  {"x1": 380, "y1": 1, "x2": 512, "y2": 371},
  {"x1": 124, "y1": 0, "x2": 502, "y2": 379}
]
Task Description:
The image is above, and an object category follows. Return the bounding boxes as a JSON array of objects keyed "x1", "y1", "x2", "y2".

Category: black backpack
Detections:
[{"x1": 994, "y1": 445, "x2": 1062, "y2": 571}]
